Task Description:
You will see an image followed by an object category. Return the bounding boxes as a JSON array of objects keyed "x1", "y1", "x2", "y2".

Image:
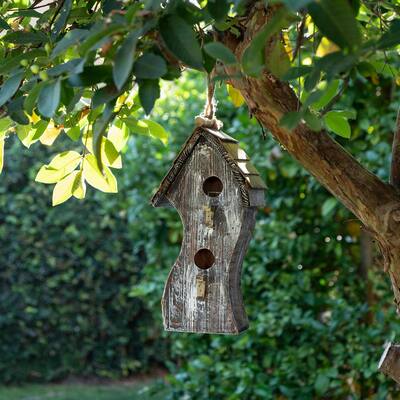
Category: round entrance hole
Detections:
[
  {"x1": 203, "y1": 176, "x2": 223, "y2": 197},
  {"x1": 194, "y1": 248, "x2": 215, "y2": 270}
]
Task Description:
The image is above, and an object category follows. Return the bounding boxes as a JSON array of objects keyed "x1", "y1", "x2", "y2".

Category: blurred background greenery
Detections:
[{"x1": 1, "y1": 70, "x2": 400, "y2": 399}]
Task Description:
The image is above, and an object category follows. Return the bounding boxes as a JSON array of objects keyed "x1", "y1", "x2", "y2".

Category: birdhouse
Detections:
[{"x1": 151, "y1": 127, "x2": 266, "y2": 334}]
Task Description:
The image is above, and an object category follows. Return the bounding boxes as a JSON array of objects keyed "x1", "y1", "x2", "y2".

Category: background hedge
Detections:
[{"x1": 1, "y1": 71, "x2": 400, "y2": 398}]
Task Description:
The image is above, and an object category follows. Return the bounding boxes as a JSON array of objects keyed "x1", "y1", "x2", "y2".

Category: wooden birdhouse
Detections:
[{"x1": 151, "y1": 127, "x2": 266, "y2": 334}]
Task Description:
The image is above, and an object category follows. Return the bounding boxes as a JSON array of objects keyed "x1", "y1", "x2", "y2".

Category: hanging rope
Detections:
[{"x1": 195, "y1": 70, "x2": 223, "y2": 130}]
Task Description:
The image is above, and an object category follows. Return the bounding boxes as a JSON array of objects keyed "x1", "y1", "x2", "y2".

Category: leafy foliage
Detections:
[
  {"x1": 1, "y1": 66, "x2": 400, "y2": 396},
  {"x1": 0, "y1": 0, "x2": 399, "y2": 205}
]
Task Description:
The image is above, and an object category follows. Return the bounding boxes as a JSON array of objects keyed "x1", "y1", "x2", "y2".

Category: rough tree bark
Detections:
[{"x1": 220, "y1": 4, "x2": 400, "y2": 310}]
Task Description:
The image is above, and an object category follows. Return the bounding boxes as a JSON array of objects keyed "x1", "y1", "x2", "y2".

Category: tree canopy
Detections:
[{"x1": 0, "y1": 0, "x2": 399, "y2": 205}]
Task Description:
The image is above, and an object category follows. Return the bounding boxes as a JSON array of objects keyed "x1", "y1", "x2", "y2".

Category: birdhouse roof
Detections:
[{"x1": 151, "y1": 127, "x2": 267, "y2": 207}]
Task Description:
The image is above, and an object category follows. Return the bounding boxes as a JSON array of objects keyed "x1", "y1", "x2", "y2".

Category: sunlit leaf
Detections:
[
  {"x1": 316, "y1": 37, "x2": 340, "y2": 57},
  {"x1": 52, "y1": 170, "x2": 77, "y2": 206},
  {"x1": 324, "y1": 111, "x2": 351, "y2": 138},
  {"x1": 36, "y1": 151, "x2": 81, "y2": 184},
  {"x1": 39, "y1": 125, "x2": 62, "y2": 146},
  {"x1": 123, "y1": 117, "x2": 168, "y2": 144},
  {"x1": 82, "y1": 154, "x2": 117, "y2": 193},
  {"x1": 72, "y1": 170, "x2": 86, "y2": 199},
  {"x1": 227, "y1": 84, "x2": 245, "y2": 107},
  {"x1": 16, "y1": 125, "x2": 37, "y2": 148},
  {"x1": 108, "y1": 123, "x2": 129, "y2": 152}
]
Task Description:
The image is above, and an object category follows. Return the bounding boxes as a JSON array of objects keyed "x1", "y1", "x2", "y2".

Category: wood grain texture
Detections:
[
  {"x1": 151, "y1": 127, "x2": 266, "y2": 208},
  {"x1": 379, "y1": 343, "x2": 400, "y2": 384},
  {"x1": 161, "y1": 135, "x2": 260, "y2": 334}
]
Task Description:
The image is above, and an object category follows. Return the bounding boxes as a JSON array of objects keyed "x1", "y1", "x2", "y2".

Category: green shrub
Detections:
[{"x1": 1, "y1": 71, "x2": 400, "y2": 399}]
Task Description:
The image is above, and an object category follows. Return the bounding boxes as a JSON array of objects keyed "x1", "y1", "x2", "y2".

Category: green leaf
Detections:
[
  {"x1": 38, "y1": 79, "x2": 61, "y2": 118},
  {"x1": 113, "y1": 31, "x2": 139, "y2": 90},
  {"x1": 282, "y1": 66, "x2": 312, "y2": 81},
  {"x1": 282, "y1": 0, "x2": 313, "y2": 11},
  {"x1": 92, "y1": 102, "x2": 116, "y2": 170},
  {"x1": 0, "y1": 17, "x2": 11, "y2": 30},
  {"x1": 207, "y1": 0, "x2": 229, "y2": 22},
  {"x1": 265, "y1": 40, "x2": 291, "y2": 78},
  {"x1": 280, "y1": 111, "x2": 302, "y2": 130},
  {"x1": 159, "y1": 14, "x2": 203, "y2": 70},
  {"x1": 303, "y1": 111, "x2": 322, "y2": 131},
  {"x1": 0, "y1": 72, "x2": 24, "y2": 108},
  {"x1": 308, "y1": 0, "x2": 362, "y2": 50},
  {"x1": 242, "y1": 8, "x2": 288, "y2": 76},
  {"x1": 123, "y1": 117, "x2": 168, "y2": 144},
  {"x1": 321, "y1": 197, "x2": 338, "y2": 217},
  {"x1": 83, "y1": 154, "x2": 118, "y2": 193},
  {"x1": 0, "y1": 49, "x2": 47, "y2": 75},
  {"x1": 0, "y1": 117, "x2": 12, "y2": 134},
  {"x1": 304, "y1": 68, "x2": 321, "y2": 92},
  {"x1": 133, "y1": 53, "x2": 167, "y2": 80},
  {"x1": 24, "y1": 81, "x2": 46, "y2": 115},
  {"x1": 92, "y1": 85, "x2": 119, "y2": 110},
  {"x1": 144, "y1": 120, "x2": 169, "y2": 145},
  {"x1": 377, "y1": 20, "x2": 400, "y2": 50},
  {"x1": 65, "y1": 126, "x2": 81, "y2": 141},
  {"x1": 324, "y1": 110, "x2": 351, "y2": 138},
  {"x1": 314, "y1": 373, "x2": 330, "y2": 395},
  {"x1": 204, "y1": 42, "x2": 237, "y2": 65},
  {"x1": 80, "y1": 24, "x2": 122, "y2": 55},
  {"x1": 52, "y1": 29, "x2": 89, "y2": 58},
  {"x1": 16, "y1": 125, "x2": 37, "y2": 148},
  {"x1": 310, "y1": 80, "x2": 340, "y2": 110},
  {"x1": 52, "y1": 171, "x2": 77, "y2": 206},
  {"x1": 3, "y1": 31, "x2": 48, "y2": 45},
  {"x1": 0, "y1": 135, "x2": 4, "y2": 174},
  {"x1": 52, "y1": 0, "x2": 72, "y2": 38},
  {"x1": 138, "y1": 79, "x2": 160, "y2": 115},
  {"x1": 68, "y1": 65, "x2": 112, "y2": 87}
]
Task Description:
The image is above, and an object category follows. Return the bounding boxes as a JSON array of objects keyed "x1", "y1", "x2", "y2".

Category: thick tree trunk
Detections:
[{"x1": 221, "y1": 4, "x2": 400, "y2": 310}]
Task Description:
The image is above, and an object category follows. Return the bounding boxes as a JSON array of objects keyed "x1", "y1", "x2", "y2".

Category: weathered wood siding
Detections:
[{"x1": 163, "y1": 136, "x2": 257, "y2": 334}]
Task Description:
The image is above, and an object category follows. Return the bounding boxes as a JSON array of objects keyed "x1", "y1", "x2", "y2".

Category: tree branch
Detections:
[
  {"x1": 221, "y1": 3, "x2": 400, "y2": 310},
  {"x1": 390, "y1": 108, "x2": 400, "y2": 189}
]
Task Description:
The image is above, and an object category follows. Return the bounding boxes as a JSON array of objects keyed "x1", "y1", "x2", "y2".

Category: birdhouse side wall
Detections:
[{"x1": 162, "y1": 137, "x2": 255, "y2": 333}]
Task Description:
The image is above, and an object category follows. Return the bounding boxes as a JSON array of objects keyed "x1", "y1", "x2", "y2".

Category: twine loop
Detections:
[{"x1": 195, "y1": 71, "x2": 223, "y2": 131}]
